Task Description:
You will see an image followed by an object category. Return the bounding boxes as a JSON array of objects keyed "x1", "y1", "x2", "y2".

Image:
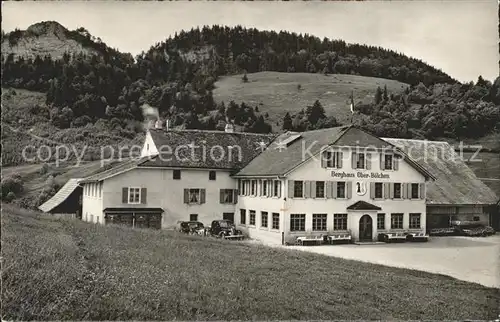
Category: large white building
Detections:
[{"x1": 68, "y1": 124, "x2": 497, "y2": 244}]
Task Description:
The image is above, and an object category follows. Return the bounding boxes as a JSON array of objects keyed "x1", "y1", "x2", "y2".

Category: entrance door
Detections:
[
  {"x1": 359, "y1": 214, "x2": 373, "y2": 241},
  {"x1": 223, "y1": 212, "x2": 234, "y2": 222}
]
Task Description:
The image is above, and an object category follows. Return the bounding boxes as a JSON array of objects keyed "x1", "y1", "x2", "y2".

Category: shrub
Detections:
[
  {"x1": 5, "y1": 191, "x2": 16, "y2": 203},
  {"x1": 1, "y1": 175, "x2": 24, "y2": 199},
  {"x1": 39, "y1": 163, "x2": 49, "y2": 175}
]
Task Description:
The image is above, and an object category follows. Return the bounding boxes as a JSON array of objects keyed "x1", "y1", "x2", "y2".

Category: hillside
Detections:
[
  {"x1": 1, "y1": 21, "x2": 132, "y2": 61},
  {"x1": 3, "y1": 204, "x2": 499, "y2": 320},
  {"x1": 213, "y1": 71, "x2": 408, "y2": 127}
]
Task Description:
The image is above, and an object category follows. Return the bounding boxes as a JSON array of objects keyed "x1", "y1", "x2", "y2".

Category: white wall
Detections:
[{"x1": 103, "y1": 167, "x2": 237, "y2": 228}]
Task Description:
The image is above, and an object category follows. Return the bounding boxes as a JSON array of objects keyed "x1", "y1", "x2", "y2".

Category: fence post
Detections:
[{"x1": 281, "y1": 231, "x2": 284, "y2": 245}]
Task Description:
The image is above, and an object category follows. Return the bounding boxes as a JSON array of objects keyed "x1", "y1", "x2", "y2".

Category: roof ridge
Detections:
[
  {"x1": 383, "y1": 137, "x2": 450, "y2": 144},
  {"x1": 150, "y1": 128, "x2": 276, "y2": 137}
]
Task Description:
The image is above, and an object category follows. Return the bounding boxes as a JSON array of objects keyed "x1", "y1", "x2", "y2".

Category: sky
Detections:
[{"x1": 2, "y1": 1, "x2": 498, "y2": 83}]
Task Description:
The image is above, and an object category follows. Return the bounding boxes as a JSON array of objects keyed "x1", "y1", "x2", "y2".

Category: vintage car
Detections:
[
  {"x1": 209, "y1": 220, "x2": 244, "y2": 240},
  {"x1": 453, "y1": 221, "x2": 496, "y2": 237},
  {"x1": 178, "y1": 221, "x2": 205, "y2": 235},
  {"x1": 404, "y1": 231, "x2": 429, "y2": 242}
]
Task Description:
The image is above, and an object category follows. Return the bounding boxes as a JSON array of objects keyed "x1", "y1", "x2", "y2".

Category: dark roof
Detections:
[
  {"x1": 103, "y1": 207, "x2": 164, "y2": 213},
  {"x1": 235, "y1": 126, "x2": 433, "y2": 179},
  {"x1": 347, "y1": 200, "x2": 382, "y2": 211},
  {"x1": 38, "y1": 178, "x2": 82, "y2": 213},
  {"x1": 384, "y1": 138, "x2": 498, "y2": 205},
  {"x1": 236, "y1": 126, "x2": 350, "y2": 176},
  {"x1": 80, "y1": 157, "x2": 152, "y2": 183},
  {"x1": 143, "y1": 129, "x2": 275, "y2": 170}
]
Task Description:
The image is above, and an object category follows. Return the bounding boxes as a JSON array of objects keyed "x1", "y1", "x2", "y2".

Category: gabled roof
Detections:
[
  {"x1": 38, "y1": 178, "x2": 82, "y2": 213},
  {"x1": 383, "y1": 138, "x2": 498, "y2": 205},
  {"x1": 143, "y1": 129, "x2": 275, "y2": 170},
  {"x1": 347, "y1": 200, "x2": 382, "y2": 211},
  {"x1": 80, "y1": 157, "x2": 152, "y2": 183},
  {"x1": 235, "y1": 126, "x2": 433, "y2": 179}
]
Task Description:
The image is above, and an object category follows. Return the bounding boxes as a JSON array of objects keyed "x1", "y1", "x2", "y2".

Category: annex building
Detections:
[{"x1": 41, "y1": 124, "x2": 498, "y2": 244}]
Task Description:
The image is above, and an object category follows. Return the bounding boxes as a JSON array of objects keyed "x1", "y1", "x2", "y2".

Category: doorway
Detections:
[
  {"x1": 223, "y1": 212, "x2": 234, "y2": 222},
  {"x1": 359, "y1": 214, "x2": 373, "y2": 241}
]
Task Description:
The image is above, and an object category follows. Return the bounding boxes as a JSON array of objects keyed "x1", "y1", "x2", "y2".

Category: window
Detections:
[
  {"x1": 394, "y1": 183, "x2": 402, "y2": 199},
  {"x1": 337, "y1": 182, "x2": 346, "y2": 198},
  {"x1": 98, "y1": 182, "x2": 102, "y2": 198},
  {"x1": 333, "y1": 214, "x2": 348, "y2": 230},
  {"x1": 241, "y1": 180, "x2": 247, "y2": 195},
  {"x1": 316, "y1": 181, "x2": 325, "y2": 198},
  {"x1": 173, "y1": 170, "x2": 181, "y2": 180},
  {"x1": 377, "y1": 213, "x2": 385, "y2": 230},
  {"x1": 190, "y1": 214, "x2": 198, "y2": 221},
  {"x1": 312, "y1": 214, "x2": 327, "y2": 231},
  {"x1": 384, "y1": 154, "x2": 393, "y2": 170},
  {"x1": 391, "y1": 213, "x2": 404, "y2": 229},
  {"x1": 356, "y1": 153, "x2": 365, "y2": 169},
  {"x1": 290, "y1": 214, "x2": 306, "y2": 231},
  {"x1": 220, "y1": 189, "x2": 234, "y2": 204},
  {"x1": 262, "y1": 181, "x2": 268, "y2": 196},
  {"x1": 411, "y1": 183, "x2": 419, "y2": 199},
  {"x1": 409, "y1": 213, "x2": 421, "y2": 229},
  {"x1": 272, "y1": 213, "x2": 280, "y2": 230},
  {"x1": 473, "y1": 216, "x2": 480, "y2": 221},
  {"x1": 188, "y1": 189, "x2": 201, "y2": 204},
  {"x1": 251, "y1": 180, "x2": 256, "y2": 195},
  {"x1": 375, "y1": 183, "x2": 383, "y2": 199},
  {"x1": 240, "y1": 209, "x2": 246, "y2": 225},
  {"x1": 209, "y1": 171, "x2": 216, "y2": 181},
  {"x1": 273, "y1": 181, "x2": 281, "y2": 197},
  {"x1": 128, "y1": 187, "x2": 141, "y2": 204},
  {"x1": 249, "y1": 210, "x2": 256, "y2": 226},
  {"x1": 261, "y1": 212, "x2": 268, "y2": 228},
  {"x1": 323, "y1": 151, "x2": 341, "y2": 168},
  {"x1": 293, "y1": 181, "x2": 304, "y2": 198}
]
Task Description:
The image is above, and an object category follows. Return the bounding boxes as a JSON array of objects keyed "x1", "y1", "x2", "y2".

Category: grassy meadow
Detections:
[
  {"x1": 2, "y1": 204, "x2": 499, "y2": 320},
  {"x1": 213, "y1": 71, "x2": 408, "y2": 128}
]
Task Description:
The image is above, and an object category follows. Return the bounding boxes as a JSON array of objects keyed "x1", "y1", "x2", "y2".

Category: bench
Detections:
[
  {"x1": 379, "y1": 232, "x2": 407, "y2": 242},
  {"x1": 405, "y1": 232, "x2": 429, "y2": 242},
  {"x1": 327, "y1": 234, "x2": 352, "y2": 244},
  {"x1": 296, "y1": 235, "x2": 324, "y2": 246}
]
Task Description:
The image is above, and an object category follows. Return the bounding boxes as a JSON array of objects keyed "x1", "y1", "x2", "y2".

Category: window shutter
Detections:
[
  {"x1": 389, "y1": 183, "x2": 394, "y2": 199},
  {"x1": 288, "y1": 180, "x2": 294, "y2": 198},
  {"x1": 338, "y1": 152, "x2": 343, "y2": 168},
  {"x1": 200, "y1": 189, "x2": 206, "y2": 204},
  {"x1": 351, "y1": 152, "x2": 357, "y2": 169},
  {"x1": 420, "y1": 183, "x2": 425, "y2": 199},
  {"x1": 277, "y1": 182, "x2": 282, "y2": 198},
  {"x1": 304, "y1": 181, "x2": 311, "y2": 198},
  {"x1": 321, "y1": 152, "x2": 327, "y2": 168},
  {"x1": 380, "y1": 153, "x2": 385, "y2": 170},
  {"x1": 401, "y1": 183, "x2": 407, "y2": 199},
  {"x1": 333, "y1": 181, "x2": 338, "y2": 198},
  {"x1": 366, "y1": 153, "x2": 371, "y2": 170},
  {"x1": 406, "y1": 183, "x2": 411, "y2": 199},
  {"x1": 325, "y1": 181, "x2": 332, "y2": 198},
  {"x1": 233, "y1": 190, "x2": 238, "y2": 204},
  {"x1": 141, "y1": 188, "x2": 147, "y2": 204},
  {"x1": 122, "y1": 187, "x2": 128, "y2": 203},
  {"x1": 383, "y1": 183, "x2": 390, "y2": 199},
  {"x1": 393, "y1": 157, "x2": 399, "y2": 170},
  {"x1": 311, "y1": 181, "x2": 317, "y2": 198},
  {"x1": 183, "y1": 189, "x2": 189, "y2": 204},
  {"x1": 346, "y1": 182, "x2": 352, "y2": 199},
  {"x1": 370, "y1": 182, "x2": 375, "y2": 199},
  {"x1": 220, "y1": 190, "x2": 225, "y2": 204}
]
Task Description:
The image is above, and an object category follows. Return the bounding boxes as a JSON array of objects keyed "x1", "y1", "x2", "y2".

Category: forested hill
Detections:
[
  {"x1": 140, "y1": 25, "x2": 455, "y2": 86},
  {"x1": 1, "y1": 22, "x2": 499, "y2": 167}
]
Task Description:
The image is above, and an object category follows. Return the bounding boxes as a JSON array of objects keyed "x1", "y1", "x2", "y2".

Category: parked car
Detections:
[
  {"x1": 179, "y1": 221, "x2": 205, "y2": 235},
  {"x1": 454, "y1": 222, "x2": 496, "y2": 237},
  {"x1": 209, "y1": 220, "x2": 243, "y2": 239}
]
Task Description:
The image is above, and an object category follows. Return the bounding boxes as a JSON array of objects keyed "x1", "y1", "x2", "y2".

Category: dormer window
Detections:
[{"x1": 321, "y1": 151, "x2": 342, "y2": 168}]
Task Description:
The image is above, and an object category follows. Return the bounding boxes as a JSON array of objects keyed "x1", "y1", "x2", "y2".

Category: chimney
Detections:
[
  {"x1": 225, "y1": 123, "x2": 234, "y2": 133},
  {"x1": 165, "y1": 119, "x2": 170, "y2": 131},
  {"x1": 155, "y1": 119, "x2": 163, "y2": 129}
]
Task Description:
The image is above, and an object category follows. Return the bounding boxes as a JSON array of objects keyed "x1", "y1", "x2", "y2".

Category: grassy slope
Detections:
[
  {"x1": 2, "y1": 204, "x2": 499, "y2": 320},
  {"x1": 213, "y1": 71, "x2": 408, "y2": 128}
]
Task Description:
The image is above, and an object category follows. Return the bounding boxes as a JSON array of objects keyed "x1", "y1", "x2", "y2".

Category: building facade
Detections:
[{"x1": 74, "y1": 125, "x2": 497, "y2": 243}]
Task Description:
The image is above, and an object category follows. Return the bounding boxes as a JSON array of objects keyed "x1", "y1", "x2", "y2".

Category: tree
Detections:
[
  {"x1": 282, "y1": 112, "x2": 293, "y2": 131},
  {"x1": 383, "y1": 85, "x2": 388, "y2": 101},
  {"x1": 374, "y1": 86, "x2": 383, "y2": 104},
  {"x1": 305, "y1": 100, "x2": 326, "y2": 125}
]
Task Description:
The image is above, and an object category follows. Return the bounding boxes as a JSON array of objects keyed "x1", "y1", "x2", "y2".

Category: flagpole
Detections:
[{"x1": 350, "y1": 90, "x2": 354, "y2": 124}]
